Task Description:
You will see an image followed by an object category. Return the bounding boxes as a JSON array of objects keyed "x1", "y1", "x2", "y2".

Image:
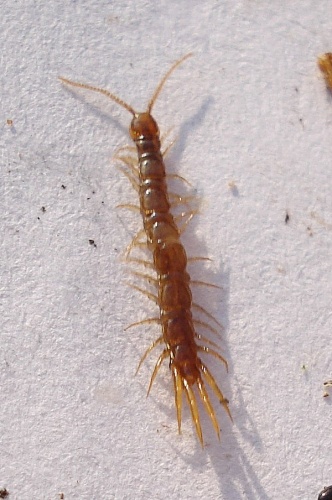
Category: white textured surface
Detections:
[{"x1": 1, "y1": 1, "x2": 332, "y2": 499}]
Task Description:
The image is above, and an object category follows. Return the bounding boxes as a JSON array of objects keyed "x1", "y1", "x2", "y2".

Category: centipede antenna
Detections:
[
  {"x1": 147, "y1": 53, "x2": 193, "y2": 113},
  {"x1": 59, "y1": 76, "x2": 137, "y2": 116}
]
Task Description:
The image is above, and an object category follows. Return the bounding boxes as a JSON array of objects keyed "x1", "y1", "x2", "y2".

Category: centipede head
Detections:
[
  {"x1": 129, "y1": 112, "x2": 159, "y2": 140},
  {"x1": 59, "y1": 53, "x2": 192, "y2": 138}
]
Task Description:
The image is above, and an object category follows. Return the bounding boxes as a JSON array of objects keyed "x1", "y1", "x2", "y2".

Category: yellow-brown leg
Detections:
[
  {"x1": 135, "y1": 336, "x2": 163, "y2": 375},
  {"x1": 200, "y1": 361, "x2": 232, "y2": 423},
  {"x1": 126, "y1": 283, "x2": 159, "y2": 304},
  {"x1": 192, "y1": 303, "x2": 223, "y2": 328},
  {"x1": 147, "y1": 349, "x2": 169, "y2": 395},
  {"x1": 125, "y1": 317, "x2": 160, "y2": 331},
  {"x1": 193, "y1": 319, "x2": 220, "y2": 337},
  {"x1": 198, "y1": 346, "x2": 228, "y2": 371},
  {"x1": 196, "y1": 377, "x2": 220, "y2": 440},
  {"x1": 183, "y1": 379, "x2": 203, "y2": 446},
  {"x1": 172, "y1": 367, "x2": 183, "y2": 434}
]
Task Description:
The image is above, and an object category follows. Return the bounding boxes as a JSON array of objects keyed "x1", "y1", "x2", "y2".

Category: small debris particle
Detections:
[
  {"x1": 0, "y1": 488, "x2": 9, "y2": 498},
  {"x1": 318, "y1": 53, "x2": 332, "y2": 91},
  {"x1": 41, "y1": 206, "x2": 46, "y2": 213},
  {"x1": 6, "y1": 119, "x2": 13, "y2": 126},
  {"x1": 61, "y1": 184, "x2": 66, "y2": 189},
  {"x1": 285, "y1": 211, "x2": 290, "y2": 224},
  {"x1": 228, "y1": 180, "x2": 239, "y2": 196},
  {"x1": 323, "y1": 381, "x2": 332, "y2": 398},
  {"x1": 89, "y1": 239, "x2": 97, "y2": 248}
]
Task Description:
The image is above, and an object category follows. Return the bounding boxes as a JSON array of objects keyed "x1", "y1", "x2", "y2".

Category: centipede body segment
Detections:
[{"x1": 60, "y1": 54, "x2": 231, "y2": 446}]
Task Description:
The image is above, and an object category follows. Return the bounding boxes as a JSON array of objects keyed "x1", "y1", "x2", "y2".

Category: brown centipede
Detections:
[{"x1": 60, "y1": 54, "x2": 232, "y2": 446}]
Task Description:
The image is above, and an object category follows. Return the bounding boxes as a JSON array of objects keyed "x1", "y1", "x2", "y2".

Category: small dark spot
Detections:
[
  {"x1": 307, "y1": 226, "x2": 313, "y2": 236},
  {"x1": 89, "y1": 239, "x2": 97, "y2": 248},
  {"x1": 6, "y1": 119, "x2": 13, "y2": 126},
  {"x1": 92, "y1": 190, "x2": 95, "y2": 194},
  {"x1": 87, "y1": 197, "x2": 90, "y2": 200},
  {"x1": 0, "y1": 488, "x2": 9, "y2": 498},
  {"x1": 102, "y1": 201, "x2": 104, "y2": 204},
  {"x1": 318, "y1": 485, "x2": 332, "y2": 500},
  {"x1": 228, "y1": 181, "x2": 239, "y2": 196},
  {"x1": 285, "y1": 211, "x2": 290, "y2": 224},
  {"x1": 295, "y1": 87, "x2": 298, "y2": 93},
  {"x1": 41, "y1": 206, "x2": 46, "y2": 213},
  {"x1": 61, "y1": 184, "x2": 66, "y2": 189},
  {"x1": 37, "y1": 216, "x2": 40, "y2": 220},
  {"x1": 59, "y1": 494, "x2": 64, "y2": 500}
]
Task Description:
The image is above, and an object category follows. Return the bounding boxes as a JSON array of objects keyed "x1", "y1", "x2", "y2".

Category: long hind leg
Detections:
[
  {"x1": 200, "y1": 361, "x2": 232, "y2": 422},
  {"x1": 183, "y1": 378, "x2": 203, "y2": 446},
  {"x1": 172, "y1": 367, "x2": 183, "y2": 434},
  {"x1": 196, "y1": 377, "x2": 220, "y2": 440}
]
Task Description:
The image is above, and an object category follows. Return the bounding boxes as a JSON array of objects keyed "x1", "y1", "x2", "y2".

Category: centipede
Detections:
[{"x1": 60, "y1": 54, "x2": 232, "y2": 446}]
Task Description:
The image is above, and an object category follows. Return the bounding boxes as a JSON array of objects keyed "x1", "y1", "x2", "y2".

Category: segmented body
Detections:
[{"x1": 60, "y1": 54, "x2": 231, "y2": 445}]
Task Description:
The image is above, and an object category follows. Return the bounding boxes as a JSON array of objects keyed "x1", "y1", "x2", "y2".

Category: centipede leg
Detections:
[
  {"x1": 127, "y1": 283, "x2": 159, "y2": 304},
  {"x1": 192, "y1": 303, "x2": 223, "y2": 328},
  {"x1": 126, "y1": 257, "x2": 154, "y2": 269},
  {"x1": 191, "y1": 280, "x2": 222, "y2": 289},
  {"x1": 168, "y1": 193, "x2": 197, "y2": 213},
  {"x1": 183, "y1": 378, "x2": 203, "y2": 446},
  {"x1": 187, "y1": 256, "x2": 212, "y2": 263},
  {"x1": 125, "y1": 229, "x2": 147, "y2": 258},
  {"x1": 195, "y1": 335, "x2": 223, "y2": 354},
  {"x1": 116, "y1": 154, "x2": 138, "y2": 170},
  {"x1": 114, "y1": 145, "x2": 137, "y2": 155},
  {"x1": 172, "y1": 367, "x2": 183, "y2": 434},
  {"x1": 116, "y1": 165, "x2": 139, "y2": 192},
  {"x1": 175, "y1": 210, "x2": 199, "y2": 233},
  {"x1": 125, "y1": 317, "x2": 160, "y2": 331},
  {"x1": 167, "y1": 173, "x2": 193, "y2": 188},
  {"x1": 117, "y1": 156, "x2": 140, "y2": 178},
  {"x1": 193, "y1": 319, "x2": 220, "y2": 338},
  {"x1": 160, "y1": 128, "x2": 174, "y2": 155},
  {"x1": 147, "y1": 349, "x2": 169, "y2": 395},
  {"x1": 129, "y1": 270, "x2": 158, "y2": 286},
  {"x1": 116, "y1": 203, "x2": 140, "y2": 212},
  {"x1": 136, "y1": 335, "x2": 163, "y2": 375},
  {"x1": 200, "y1": 361, "x2": 233, "y2": 423},
  {"x1": 196, "y1": 377, "x2": 220, "y2": 440},
  {"x1": 198, "y1": 346, "x2": 228, "y2": 371}
]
